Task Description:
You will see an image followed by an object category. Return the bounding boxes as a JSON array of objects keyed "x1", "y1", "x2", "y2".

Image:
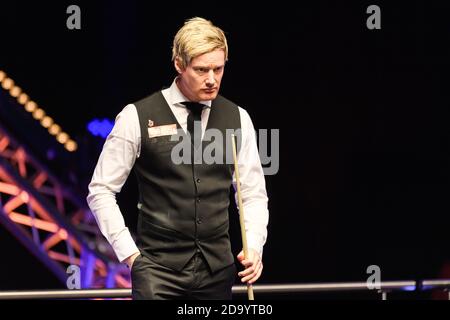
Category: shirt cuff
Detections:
[{"x1": 110, "y1": 228, "x2": 140, "y2": 263}]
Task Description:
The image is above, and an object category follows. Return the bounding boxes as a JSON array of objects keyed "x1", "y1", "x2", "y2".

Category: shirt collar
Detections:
[{"x1": 167, "y1": 78, "x2": 212, "y2": 108}]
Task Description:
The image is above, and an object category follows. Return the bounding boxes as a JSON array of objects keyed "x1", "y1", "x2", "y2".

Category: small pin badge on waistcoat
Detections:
[{"x1": 148, "y1": 119, "x2": 154, "y2": 127}]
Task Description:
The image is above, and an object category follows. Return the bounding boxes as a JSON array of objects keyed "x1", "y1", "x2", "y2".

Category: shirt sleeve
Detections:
[
  {"x1": 233, "y1": 107, "x2": 269, "y2": 257},
  {"x1": 86, "y1": 104, "x2": 141, "y2": 263}
]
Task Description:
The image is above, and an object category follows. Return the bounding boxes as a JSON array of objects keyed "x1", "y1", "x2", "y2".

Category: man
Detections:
[{"x1": 87, "y1": 17, "x2": 269, "y2": 299}]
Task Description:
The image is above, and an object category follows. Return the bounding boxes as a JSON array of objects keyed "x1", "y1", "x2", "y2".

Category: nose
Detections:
[{"x1": 205, "y1": 70, "x2": 215, "y2": 87}]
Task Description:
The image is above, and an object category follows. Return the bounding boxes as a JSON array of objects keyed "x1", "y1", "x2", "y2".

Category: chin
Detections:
[{"x1": 200, "y1": 92, "x2": 218, "y2": 101}]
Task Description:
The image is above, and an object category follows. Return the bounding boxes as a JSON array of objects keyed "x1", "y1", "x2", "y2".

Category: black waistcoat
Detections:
[{"x1": 133, "y1": 91, "x2": 241, "y2": 272}]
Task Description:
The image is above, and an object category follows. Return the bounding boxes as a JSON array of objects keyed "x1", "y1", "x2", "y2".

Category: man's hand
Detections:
[
  {"x1": 123, "y1": 252, "x2": 141, "y2": 269},
  {"x1": 237, "y1": 248, "x2": 263, "y2": 284}
]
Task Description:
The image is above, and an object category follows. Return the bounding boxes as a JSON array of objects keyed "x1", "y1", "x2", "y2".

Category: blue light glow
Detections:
[
  {"x1": 87, "y1": 118, "x2": 114, "y2": 138},
  {"x1": 401, "y1": 286, "x2": 416, "y2": 291}
]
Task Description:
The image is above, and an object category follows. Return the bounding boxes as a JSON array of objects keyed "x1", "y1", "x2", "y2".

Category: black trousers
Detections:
[{"x1": 131, "y1": 251, "x2": 236, "y2": 300}]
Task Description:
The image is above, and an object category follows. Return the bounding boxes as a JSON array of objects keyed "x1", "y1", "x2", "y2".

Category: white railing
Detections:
[{"x1": 0, "y1": 280, "x2": 448, "y2": 300}]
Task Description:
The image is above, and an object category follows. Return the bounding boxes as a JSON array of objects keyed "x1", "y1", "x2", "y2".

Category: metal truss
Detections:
[{"x1": 0, "y1": 124, "x2": 131, "y2": 288}]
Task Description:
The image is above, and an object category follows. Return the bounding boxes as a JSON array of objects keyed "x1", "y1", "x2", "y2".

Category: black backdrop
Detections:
[{"x1": 0, "y1": 1, "x2": 449, "y2": 291}]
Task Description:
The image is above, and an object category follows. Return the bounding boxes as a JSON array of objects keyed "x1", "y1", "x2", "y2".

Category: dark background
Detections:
[{"x1": 0, "y1": 0, "x2": 449, "y2": 293}]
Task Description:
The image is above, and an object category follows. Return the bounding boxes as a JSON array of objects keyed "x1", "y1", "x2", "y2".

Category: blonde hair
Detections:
[{"x1": 172, "y1": 17, "x2": 228, "y2": 69}]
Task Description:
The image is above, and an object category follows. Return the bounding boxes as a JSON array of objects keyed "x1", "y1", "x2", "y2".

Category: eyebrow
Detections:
[{"x1": 192, "y1": 65, "x2": 224, "y2": 70}]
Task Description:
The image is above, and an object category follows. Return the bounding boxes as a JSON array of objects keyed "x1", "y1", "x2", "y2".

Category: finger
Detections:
[
  {"x1": 241, "y1": 260, "x2": 262, "y2": 282},
  {"x1": 248, "y1": 263, "x2": 263, "y2": 284},
  {"x1": 238, "y1": 263, "x2": 255, "y2": 278},
  {"x1": 238, "y1": 249, "x2": 257, "y2": 263},
  {"x1": 240, "y1": 261, "x2": 261, "y2": 282},
  {"x1": 239, "y1": 258, "x2": 256, "y2": 268},
  {"x1": 242, "y1": 261, "x2": 263, "y2": 283},
  {"x1": 239, "y1": 254, "x2": 260, "y2": 272}
]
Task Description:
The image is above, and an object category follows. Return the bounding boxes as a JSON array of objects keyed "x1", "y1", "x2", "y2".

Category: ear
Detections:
[{"x1": 174, "y1": 57, "x2": 184, "y2": 74}]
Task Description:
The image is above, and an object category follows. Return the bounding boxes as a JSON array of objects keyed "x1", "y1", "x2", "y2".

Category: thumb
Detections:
[{"x1": 237, "y1": 250, "x2": 244, "y2": 261}]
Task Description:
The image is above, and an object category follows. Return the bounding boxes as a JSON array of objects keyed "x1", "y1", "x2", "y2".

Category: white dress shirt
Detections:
[{"x1": 87, "y1": 80, "x2": 269, "y2": 263}]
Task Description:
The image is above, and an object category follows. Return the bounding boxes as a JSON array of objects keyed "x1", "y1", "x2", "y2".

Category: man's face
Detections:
[{"x1": 175, "y1": 49, "x2": 225, "y2": 102}]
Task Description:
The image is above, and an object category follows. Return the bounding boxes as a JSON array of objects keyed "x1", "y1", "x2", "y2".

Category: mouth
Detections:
[{"x1": 203, "y1": 88, "x2": 216, "y2": 93}]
